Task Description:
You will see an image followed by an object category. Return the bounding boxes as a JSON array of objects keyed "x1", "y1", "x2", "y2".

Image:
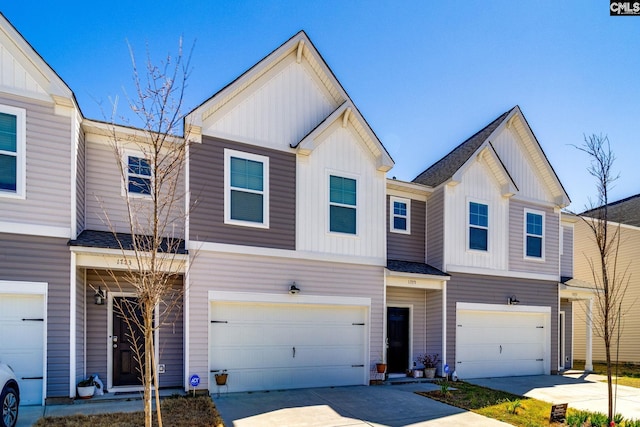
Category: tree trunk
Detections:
[{"x1": 144, "y1": 302, "x2": 153, "y2": 427}]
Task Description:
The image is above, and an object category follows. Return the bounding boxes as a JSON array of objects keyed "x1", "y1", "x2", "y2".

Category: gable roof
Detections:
[
  {"x1": 413, "y1": 106, "x2": 571, "y2": 207},
  {"x1": 581, "y1": 193, "x2": 640, "y2": 227}
]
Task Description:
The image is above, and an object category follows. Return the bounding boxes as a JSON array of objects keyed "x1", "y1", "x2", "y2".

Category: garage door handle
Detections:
[
  {"x1": 22, "y1": 318, "x2": 44, "y2": 321},
  {"x1": 22, "y1": 377, "x2": 43, "y2": 380},
  {"x1": 499, "y1": 345, "x2": 502, "y2": 354},
  {"x1": 293, "y1": 347, "x2": 296, "y2": 358}
]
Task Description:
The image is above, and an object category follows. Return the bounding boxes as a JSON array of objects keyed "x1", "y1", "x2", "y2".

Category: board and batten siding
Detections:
[
  {"x1": 573, "y1": 221, "x2": 640, "y2": 363},
  {"x1": 387, "y1": 197, "x2": 425, "y2": 263},
  {"x1": 491, "y1": 126, "x2": 555, "y2": 204},
  {"x1": 188, "y1": 251, "x2": 384, "y2": 389},
  {"x1": 426, "y1": 188, "x2": 445, "y2": 270},
  {"x1": 84, "y1": 270, "x2": 184, "y2": 387},
  {"x1": 386, "y1": 286, "x2": 427, "y2": 364},
  {"x1": 203, "y1": 52, "x2": 338, "y2": 151},
  {"x1": 84, "y1": 137, "x2": 186, "y2": 237},
  {"x1": 0, "y1": 95, "x2": 72, "y2": 229},
  {"x1": 0, "y1": 38, "x2": 48, "y2": 96},
  {"x1": 189, "y1": 136, "x2": 296, "y2": 249},
  {"x1": 0, "y1": 233, "x2": 70, "y2": 398},
  {"x1": 508, "y1": 199, "x2": 559, "y2": 277},
  {"x1": 561, "y1": 225, "x2": 573, "y2": 278},
  {"x1": 444, "y1": 160, "x2": 509, "y2": 271},
  {"x1": 297, "y1": 125, "x2": 386, "y2": 260},
  {"x1": 445, "y1": 273, "x2": 558, "y2": 374}
]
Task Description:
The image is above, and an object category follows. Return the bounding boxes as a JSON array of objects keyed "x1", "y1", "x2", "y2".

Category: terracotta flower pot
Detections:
[
  {"x1": 215, "y1": 373, "x2": 228, "y2": 385},
  {"x1": 376, "y1": 363, "x2": 386, "y2": 373}
]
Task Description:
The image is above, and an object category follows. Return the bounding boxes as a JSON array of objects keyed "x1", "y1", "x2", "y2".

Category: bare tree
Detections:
[
  {"x1": 575, "y1": 134, "x2": 631, "y2": 422},
  {"x1": 97, "y1": 38, "x2": 194, "y2": 427}
]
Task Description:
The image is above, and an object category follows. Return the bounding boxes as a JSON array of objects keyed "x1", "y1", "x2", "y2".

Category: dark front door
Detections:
[
  {"x1": 113, "y1": 296, "x2": 144, "y2": 386},
  {"x1": 387, "y1": 307, "x2": 410, "y2": 373}
]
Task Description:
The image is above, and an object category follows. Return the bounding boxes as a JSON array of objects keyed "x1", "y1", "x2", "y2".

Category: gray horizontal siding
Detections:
[
  {"x1": 445, "y1": 273, "x2": 558, "y2": 374},
  {"x1": 561, "y1": 226, "x2": 573, "y2": 278},
  {"x1": 76, "y1": 127, "x2": 86, "y2": 234},
  {"x1": 0, "y1": 233, "x2": 70, "y2": 398},
  {"x1": 386, "y1": 286, "x2": 426, "y2": 365},
  {"x1": 561, "y1": 299, "x2": 572, "y2": 369},
  {"x1": 0, "y1": 95, "x2": 72, "y2": 229},
  {"x1": 75, "y1": 268, "x2": 85, "y2": 386},
  {"x1": 426, "y1": 189, "x2": 444, "y2": 270},
  {"x1": 387, "y1": 197, "x2": 426, "y2": 263},
  {"x1": 189, "y1": 136, "x2": 296, "y2": 249}
]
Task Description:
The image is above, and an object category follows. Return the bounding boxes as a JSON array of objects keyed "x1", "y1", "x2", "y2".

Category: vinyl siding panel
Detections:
[
  {"x1": 190, "y1": 136, "x2": 296, "y2": 249},
  {"x1": 509, "y1": 199, "x2": 559, "y2": 277},
  {"x1": 0, "y1": 95, "x2": 71, "y2": 229},
  {"x1": 561, "y1": 225, "x2": 573, "y2": 278},
  {"x1": 0, "y1": 41, "x2": 47, "y2": 95},
  {"x1": 387, "y1": 197, "x2": 426, "y2": 263},
  {"x1": 425, "y1": 290, "x2": 443, "y2": 357},
  {"x1": 0, "y1": 233, "x2": 70, "y2": 398},
  {"x1": 76, "y1": 125, "x2": 86, "y2": 234},
  {"x1": 189, "y1": 251, "x2": 384, "y2": 389},
  {"x1": 445, "y1": 273, "x2": 558, "y2": 374},
  {"x1": 561, "y1": 299, "x2": 572, "y2": 369},
  {"x1": 85, "y1": 270, "x2": 184, "y2": 388},
  {"x1": 573, "y1": 220, "x2": 640, "y2": 363},
  {"x1": 426, "y1": 188, "x2": 444, "y2": 270},
  {"x1": 75, "y1": 267, "x2": 85, "y2": 385}
]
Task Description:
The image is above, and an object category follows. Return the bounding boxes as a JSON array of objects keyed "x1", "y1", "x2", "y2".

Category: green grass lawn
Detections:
[{"x1": 574, "y1": 360, "x2": 640, "y2": 388}]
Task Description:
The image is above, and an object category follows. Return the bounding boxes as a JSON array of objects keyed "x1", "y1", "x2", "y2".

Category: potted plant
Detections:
[
  {"x1": 214, "y1": 369, "x2": 228, "y2": 386},
  {"x1": 417, "y1": 353, "x2": 440, "y2": 379},
  {"x1": 375, "y1": 361, "x2": 386, "y2": 374},
  {"x1": 77, "y1": 375, "x2": 96, "y2": 399}
]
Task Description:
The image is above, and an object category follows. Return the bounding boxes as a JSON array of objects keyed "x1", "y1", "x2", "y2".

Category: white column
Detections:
[
  {"x1": 441, "y1": 282, "x2": 447, "y2": 378},
  {"x1": 585, "y1": 298, "x2": 593, "y2": 371}
]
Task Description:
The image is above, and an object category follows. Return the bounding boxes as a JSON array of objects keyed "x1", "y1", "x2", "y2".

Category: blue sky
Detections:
[{"x1": 2, "y1": 1, "x2": 638, "y2": 211}]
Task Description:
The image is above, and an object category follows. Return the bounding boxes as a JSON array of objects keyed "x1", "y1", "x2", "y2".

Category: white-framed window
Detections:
[
  {"x1": 224, "y1": 148, "x2": 269, "y2": 228},
  {"x1": 124, "y1": 154, "x2": 152, "y2": 196},
  {"x1": 468, "y1": 200, "x2": 488, "y2": 251},
  {"x1": 390, "y1": 196, "x2": 410, "y2": 234},
  {"x1": 524, "y1": 209, "x2": 545, "y2": 259},
  {"x1": 329, "y1": 174, "x2": 357, "y2": 235},
  {"x1": 0, "y1": 105, "x2": 26, "y2": 199}
]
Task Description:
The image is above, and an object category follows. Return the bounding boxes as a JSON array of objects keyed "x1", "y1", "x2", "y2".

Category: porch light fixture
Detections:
[
  {"x1": 508, "y1": 295, "x2": 520, "y2": 305},
  {"x1": 289, "y1": 282, "x2": 300, "y2": 295},
  {"x1": 94, "y1": 286, "x2": 106, "y2": 305}
]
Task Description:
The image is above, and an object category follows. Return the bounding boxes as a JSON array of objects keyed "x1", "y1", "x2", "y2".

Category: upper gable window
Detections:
[
  {"x1": 224, "y1": 148, "x2": 269, "y2": 228},
  {"x1": 525, "y1": 210, "x2": 544, "y2": 259},
  {"x1": 469, "y1": 201, "x2": 488, "y2": 251},
  {"x1": 329, "y1": 175, "x2": 357, "y2": 235},
  {"x1": 0, "y1": 106, "x2": 26, "y2": 199},
  {"x1": 126, "y1": 155, "x2": 152, "y2": 196},
  {"x1": 390, "y1": 196, "x2": 410, "y2": 234}
]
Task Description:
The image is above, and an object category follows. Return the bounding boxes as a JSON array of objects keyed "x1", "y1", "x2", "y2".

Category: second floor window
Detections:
[
  {"x1": 329, "y1": 175, "x2": 356, "y2": 234},
  {"x1": 390, "y1": 196, "x2": 410, "y2": 234},
  {"x1": 224, "y1": 149, "x2": 269, "y2": 228},
  {"x1": 525, "y1": 211, "x2": 544, "y2": 258},
  {"x1": 0, "y1": 106, "x2": 25, "y2": 198},
  {"x1": 469, "y1": 201, "x2": 488, "y2": 251},
  {"x1": 127, "y1": 155, "x2": 152, "y2": 195}
]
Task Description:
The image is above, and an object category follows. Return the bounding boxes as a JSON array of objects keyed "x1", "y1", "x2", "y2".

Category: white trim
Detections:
[
  {"x1": 442, "y1": 282, "x2": 447, "y2": 378},
  {"x1": 385, "y1": 273, "x2": 447, "y2": 290},
  {"x1": 190, "y1": 240, "x2": 386, "y2": 266},
  {"x1": 121, "y1": 150, "x2": 153, "y2": 199},
  {"x1": 467, "y1": 198, "x2": 489, "y2": 253},
  {"x1": 0, "y1": 221, "x2": 71, "y2": 238},
  {"x1": 327, "y1": 170, "x2": 359, "y2": 236},
  {"x1": 223, "y1": 148, "x2": 270, "y2": 228},
  {"x1": 385, "y1": 304, "x2": 413, "y2": 372},
  {"x1": 69, "y1": 252, "x2": 77, "y2": 398},
  {"x1": 0, "y1": 104, "x2": 26, "y2": 199},
  {"x1": 208, "y1": 290, "x2": 371, "y2": 307},
  {"x1": 446, "y1": 264, "x2": 559, "y2": 282},
  {"x1": 389, "y1": 196, "x2": 411, "y2": 234},
  {"x1": 524, "y1": 208, "x2": 545, "y2": 261}
]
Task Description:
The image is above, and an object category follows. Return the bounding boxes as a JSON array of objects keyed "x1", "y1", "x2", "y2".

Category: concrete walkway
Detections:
[
  {"x1": 214, "y1": 383, "x2": 511, "y2": 427},
  {"x1": 467, "y1": 372, "x2": 640, "y2": 420}
]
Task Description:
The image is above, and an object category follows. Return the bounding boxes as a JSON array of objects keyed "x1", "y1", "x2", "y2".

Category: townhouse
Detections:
[{"x1": 0, "y1": 13, "x2": 595, "y2": 404}]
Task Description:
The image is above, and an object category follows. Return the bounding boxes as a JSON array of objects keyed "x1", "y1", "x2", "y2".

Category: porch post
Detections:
[
  {"x1": 585, "y1": 298, "x2": 593, "y2": 371},
  {"x1": 441, "y1": 281, "x2": 447, "y2": 378}
]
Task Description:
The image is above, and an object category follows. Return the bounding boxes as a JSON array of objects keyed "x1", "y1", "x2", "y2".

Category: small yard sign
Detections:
[
  {"x1": 550, "y1": 403, "x2": 568, "y2": 422},
  {"x1": 190, "y1": 374, "x2": 200, "y2": 387}
]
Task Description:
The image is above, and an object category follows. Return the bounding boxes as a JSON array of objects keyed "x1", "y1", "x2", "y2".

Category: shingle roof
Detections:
[
  {"x1": 69, "y1": 230, "x2": 187, "y2": 254},
  {"x1": 412, "y1": 108, "x2": 514, "y2": 187},
  {"x1": 386, "y1": 259, "x2": 449, "y2": 277},
  {"x1": 581, "y1": 194, "x2": 640, "y2": 228}
]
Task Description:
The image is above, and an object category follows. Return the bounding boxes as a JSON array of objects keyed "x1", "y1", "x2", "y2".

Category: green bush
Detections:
[
  {"x1": 566, "y1": 410, "x2": 590, "y2": 427},
  {"x1": 588, "y1": 412, "x2": 609, "y2": 427}
]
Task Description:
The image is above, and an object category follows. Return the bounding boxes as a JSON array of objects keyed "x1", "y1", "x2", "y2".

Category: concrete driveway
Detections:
[
  {"x1": 213, "y1": 383, "x2": 511, "y2": 427},
  {"x1": 467, "y1": 373, "x2": 640, "y2": 420}
]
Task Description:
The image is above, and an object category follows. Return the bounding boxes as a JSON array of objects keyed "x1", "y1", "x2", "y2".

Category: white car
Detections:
[{"x1": 0, "y1": 362, "x2": 19, "y2": 427}]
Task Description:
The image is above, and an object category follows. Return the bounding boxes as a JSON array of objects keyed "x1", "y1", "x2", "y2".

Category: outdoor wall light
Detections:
[
  {"x1": 94, "y1": 286, "x2": 106, "y2": 305},
  {"x1": 508, "y1": 295, "x2": 520, "y2": 305},
  {"x1": 289, "y1": 282, "x2": 300, "y2": 295}
]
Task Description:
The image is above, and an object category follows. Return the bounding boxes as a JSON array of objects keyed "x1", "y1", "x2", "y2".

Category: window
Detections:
[
  {"x1": 525, "y1": 210, "x2": 544, "y2": 259},
  {"x1": 329, "y1": 175, "x2": 357, "y2": 234},
  {"x1": 126, "y1": 155, "x2": 152, "y2": 195},
  {"x1": 469, "y1": 201, "x2": 488, "y2": 251},
  {"x1": 390, "y1": 196, "x2": 410, "y2": 234},
  {"x1": 224, "y1": 149, "x2": 269, "y2": 228},
  {"x1": 0, "y1": 106, "x2": 26, "y2": 198}
]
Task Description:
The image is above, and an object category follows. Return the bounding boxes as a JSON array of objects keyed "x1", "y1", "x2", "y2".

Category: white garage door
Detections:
[
  {"x1": 210, "y1": 301, "x2": 367, "y2": 392},
  {"x1": 0, "y1": 293, "x2": 45, "y2": 405},
  {"x1": 456, "y1": 308, "x2": 549, "y2": 379}
]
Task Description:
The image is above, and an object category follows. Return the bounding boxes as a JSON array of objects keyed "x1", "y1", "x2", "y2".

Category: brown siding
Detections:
[
  {"x1": 190, "y1": 136, "x2": 296, "y2": 249},
  {"x1": 387, "y1": 197, "x2": 426, "y2": 263},
  {"x1": 426, "y1": 189, "x2": 444, "y2": 269},
  {"x1": 425, "y1": 290, "x2": 443, "y2": 358},
  {"x1": 445, "y1": 273, "x2": 558, "y2": 374},
  {"x1": 0, "y1": 234, "x2": 70, "y2": 398},
  {"x1": 509, "y1": 199, "x2": 560, "y2": 276},
  {"x1": 561, "y1": 226, "x2": 573, "y2": 278}
]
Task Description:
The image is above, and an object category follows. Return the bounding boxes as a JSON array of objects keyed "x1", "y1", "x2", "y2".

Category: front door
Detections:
[
  {"x1": 387, "y1": 307, "x2": 410, "y2": 373},
  {"x1": 112, "y1": 296, "x2": 144, "y2": 386}
]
